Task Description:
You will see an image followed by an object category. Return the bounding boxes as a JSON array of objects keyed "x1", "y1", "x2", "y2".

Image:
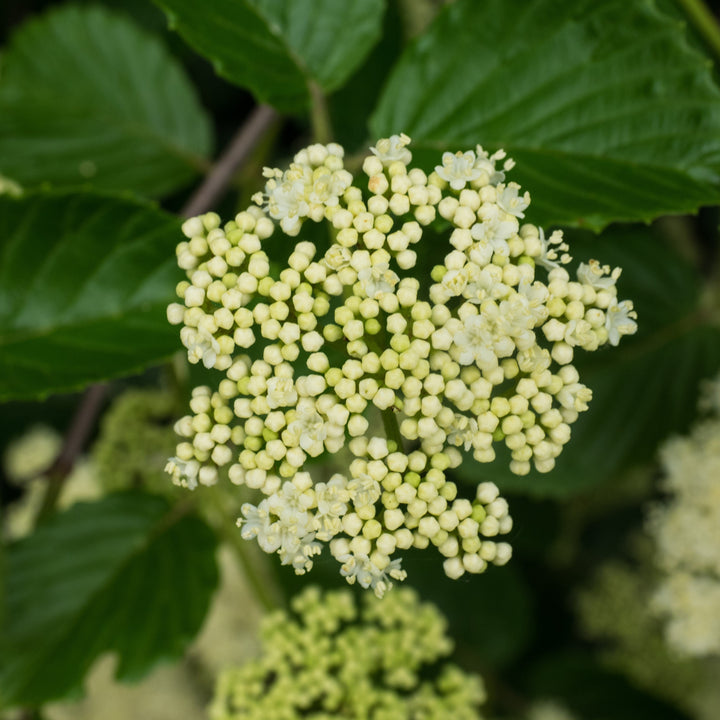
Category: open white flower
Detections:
[
  {"x1": 288, "y1": 404, "x2": 327, "y2": 456},
  {"x1": 453, "y1": 315, "x2": 497, "y2": 368},
  {"x1": 435, "y1": 150, "x2": 483, "y2": 190},
  {"x1": 266, "y1": 376, "x2": 298, "y2": 409},
  {"x1": 578, "y1": 259, "x2": 621, "y2": 290},
  {"x1": 496, "y1": 181, "x2": 530, "y2": 218},
  {"x1": 358, "y1": 263, "x2": 399, "y2": 299},
  {"x1": 186, "y1": 328, "x2": 220, "y2": 369},
  {"x1": 605, "y1": 298, "x2": 638, "y2": 346},
  {"x1": 335, "y1": 551, "x2": 407, "y2": 598},
  {"x1": 370, "y1": 133, "x2": 412, "y2": 164}
]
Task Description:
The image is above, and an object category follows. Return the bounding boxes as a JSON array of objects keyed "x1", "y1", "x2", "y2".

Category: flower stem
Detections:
[
  {"x1": 309, "y1": 81, "x2": 333, "y2": 144},
  {"x1": 203, "y1": 486, "x2": 282, "y2": 613},
  {"x1": 34, "y1": 383, "x2": 107, "y2": 527},
  {"x1": 675, "y1": 0, "x2": 720, "y2": 63},
  {"x1": 181, "y1": 105, "x2": 279, "y2": 218}
]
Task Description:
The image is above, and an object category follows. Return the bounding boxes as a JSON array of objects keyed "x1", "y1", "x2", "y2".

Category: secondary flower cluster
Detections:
[
  {"x1": 647, "y1": 375, "x2": 720, "y2": 657},
  {"x1": 209, "y1": 586, "x2": 486, "y2": 720},
  {"x1": 167, "y1": 135, "x2": 636, "y2": 595}
]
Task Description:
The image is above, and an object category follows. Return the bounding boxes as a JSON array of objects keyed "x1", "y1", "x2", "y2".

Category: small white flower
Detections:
[
  {"x1": 470, "y1": 207, "x2": 517, "y2": 257},
  {"x1": 266, "y1": 377, "x2": 298, "y2": 408},
  {"x1": 238, "y1": 500, "x2": 281, "y2": 553},
  {"x1": 324, "y1": 244, "x2": 352, "y2": 270},
  {"x1": 474, "y1": 145, "x2": 515, "y2": 185},
  {"x1": 314, "y1": 475, "x2": 351, "y2": 540},
  {"x1": 605, "y1": 298, "x2": 638, "y2": 346},
  {"x1": 165, "y1": 456, "x2": 200, "y2": 490},
  {"x1": 280, "y1": 536, "x2": 323, "y2": 574},
  {"x1": 577, "y1": 259, "x2": 621, "y2": 290},
  {"x1": 453, "y1": 315, "x2": 497, "y2": 368},
  {"x1": 536, "y1": 228, "x2": 570, "y2": 270},
  {"x1": 288, "y1": 404, "x2": 327, "y2": 456},
  {"x1": 336, "y1": 552, "x2": 407, "y2": 598},
  {"x1": 358, "y1": 263, "x2": 399, "y2": 299},
  {"x1": 370, "y1": 133, "x2": 412, "y2": 164},
  {"x1": 447, "y1": 415, "x2": 479, "y2": 451},
  {"x1": 463, "y1": 264, "x2": 510, "y2": 304},
  {"x1": 441, "y1": 268, "x2": 469, "y2": 297},
  {"x1": 186, "y1": 328, "x2": 220, "y2": 369},
  {"x1": 496, "y1": 182, "x2": 530, "y2": 218},
  {"x1": 348, "y1": 474, "x2": 381, "y2": 509},
  {"x1": 435, "y1": 150, "x2": 483, "y2": 190}
]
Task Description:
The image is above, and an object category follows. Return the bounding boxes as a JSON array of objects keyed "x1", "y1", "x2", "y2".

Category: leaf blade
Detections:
[
  {"x1": 0, "y1": 192, "x2": 183, "y2": 401},
  {"x1": 0, "y1": 493, "x2": 218, "y2": 707},
  {"x1": 155, "y1": 0, "x2": 385, "y2": 112},
  {"x1": 0, "y1": 5, "x2": 212, "y2": 197},
  {"x1": 371, "y1": 0, "x2": 720, "y2": 229}
]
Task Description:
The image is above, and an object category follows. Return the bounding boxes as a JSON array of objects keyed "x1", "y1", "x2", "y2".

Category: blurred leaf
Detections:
[
  {"x1": 0, "y1": 492, "x2": 218, "y2": 707},
  {"x1": 0, "y1": 5, "x2": 212, "y2": 197},
  {"x1": 154, "y1": 0, "x2": 385, "y2": 112},
  {"x1": 371, "y1": 0, "x2": 720, "y2": 229},
  {"x1": 328, "y1": 0, "x2": 405, "y2": 153},
  {"x1": 528, "y1": 651, "x2": 691, "y2": 720},
  {"x1": 0, "y1": 192, "x2": 182, "y2": 401},
  {"x1": 456, "y1": 226, "x2": 720, "y2": 497}
]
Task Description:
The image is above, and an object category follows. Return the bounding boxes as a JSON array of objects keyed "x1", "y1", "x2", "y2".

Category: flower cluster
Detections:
[
  {"x1": 648, "y1": 375, "x2": 720, "y2": 657},
  {"x1": 210, "y1": 586, "x2": 486, "y2": 720},
  {"x1": 167, "y1": 136, "x2": 636, "y2": 595}
]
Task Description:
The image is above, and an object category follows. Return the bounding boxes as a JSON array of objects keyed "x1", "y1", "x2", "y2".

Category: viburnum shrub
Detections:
[{"x1": 2, "y1": 1, "x2": 719, "y2": 717}]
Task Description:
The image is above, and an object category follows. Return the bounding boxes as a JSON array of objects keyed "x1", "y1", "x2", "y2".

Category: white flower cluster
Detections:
[
  {"x1": 167, "y1": 136, "x2": 636, "y2": 596},
  {"x1": 648, "y1": 375, "x2": 720, "y2": 657},
  {"x1": 210, "y1": 586, "x2": 486, "y2": 720}
]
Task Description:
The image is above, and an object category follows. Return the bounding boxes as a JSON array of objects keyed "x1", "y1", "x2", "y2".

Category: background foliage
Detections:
[{"x1": 1, "y1": 0, "x2": 719, "y2": 718}]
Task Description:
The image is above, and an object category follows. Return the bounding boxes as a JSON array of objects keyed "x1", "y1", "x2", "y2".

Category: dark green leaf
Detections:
[
  {"x1": 155, "y1": 0, "x2": 385, "y2": 112},
  {"x1": 455, "y1": 226, "x2": 720, "y2": 497},
  {"x1": 0, "y1": 5, "x2": 212, "y2": 197},
  {"x1": 0, "y1": 493, "x2": 218, "y2": 708},
  {"x1": 371, "y1": 0, "x2": 720, "y2": 229},
  {"x1": 0, "y1": 192, "x2": 183, "y2": 401}
]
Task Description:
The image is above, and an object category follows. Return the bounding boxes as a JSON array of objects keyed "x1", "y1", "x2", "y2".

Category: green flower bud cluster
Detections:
[
  {"x1": 166, "y1": 135, "x2": 636, "y2": 595},
  {"x1": 210, "y1": 586, "x2": 486, "y2": 720},
  {"x1": 94, "y1": 388, "x2": 180, "y2": 495}
]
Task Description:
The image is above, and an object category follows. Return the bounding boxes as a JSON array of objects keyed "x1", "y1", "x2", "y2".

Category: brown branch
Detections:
[
  {"x1": 33, "y1": 105, "x2": 280, "y2": 525},
  {"x1": 181, "y1": 104, "x2": 278, "y2": 218},
  {"x1": 35, "y1": 383, "x2": 107, "y2": 525}
]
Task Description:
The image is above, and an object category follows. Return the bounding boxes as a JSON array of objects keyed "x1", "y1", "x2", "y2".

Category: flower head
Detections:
[
  {"x1": 210, "y1": 587, "x2": 487, "y2": 720},
  {"x1": 167, "y1": 135, "x2": 636, "y2": 594}
]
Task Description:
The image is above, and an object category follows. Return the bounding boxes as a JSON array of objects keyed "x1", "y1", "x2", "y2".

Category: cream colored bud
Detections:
[{"x1": 443, "y1": 557, "x2": 465, "y2": 579}]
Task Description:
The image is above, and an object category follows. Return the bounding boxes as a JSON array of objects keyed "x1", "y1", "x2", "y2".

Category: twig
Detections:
[
  {"x1": 181, "y1": 105, "x2": 279, "y2": 218},
  {"x1": 34, "y1": 105, "x2": 280, "y2": 525},
  {"x1": 35, "y1": 383, "x2": 107, "y2": 525},
  {"x1": 675, "y1": 0, "x2": 720, "y2": 63}
]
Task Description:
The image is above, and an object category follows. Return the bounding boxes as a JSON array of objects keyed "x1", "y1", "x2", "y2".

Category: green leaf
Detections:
[
  {"x1": 371, "y1": 0, "x2": 720, "y2": 230},
  {"x1": 0, "y1": 192, "x2": 183, "y2": 401},
  {"x1": 154, "y1": 0, "x2": 386, "y2": 112},
  {"x1": 0, "y1": 5, "x2": 212, "y2": 198},
  {"x1": 455, "y1": 226, "x2": 720, "y2": 497},
  {"x1": 0, "y1": 492, "x2": 218, "y2": 708}
]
